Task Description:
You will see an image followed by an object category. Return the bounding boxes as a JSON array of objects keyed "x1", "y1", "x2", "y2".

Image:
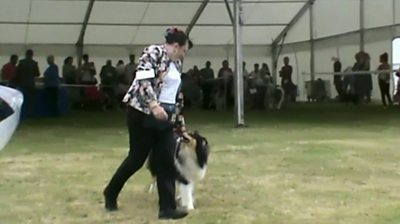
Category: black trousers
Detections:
[
  {"x1": 45, "y1": 87, "x2": 59, "y2": 116},
  {"x1": 21, "y1": 86, "x2": 35, "y2": 117},
  {"x1": 379, "y1": 80, "x2": 392, "y2": 106},
  {"x1": 334, "y1": 77, "x2": 343, "y2": 98},
  {"x1": 201, "y1": 84, "x2": 212, "y2": 109},
  {"x1": 104, "y1": 107, "x2": 178, "y2": 211}
]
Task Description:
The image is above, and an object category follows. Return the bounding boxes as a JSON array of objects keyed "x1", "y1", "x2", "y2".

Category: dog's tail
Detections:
[
  {"x1": 276, "y1": 87, "x2": 285, "y2": 110},
  {"x1": 174, "y1": 137, "x2": 190, "y2": 185}
]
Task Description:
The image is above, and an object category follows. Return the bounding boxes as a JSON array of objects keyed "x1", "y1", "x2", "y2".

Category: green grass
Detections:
[{"x1": 1, "y1": 104, "x2": 400, "y2": 224}]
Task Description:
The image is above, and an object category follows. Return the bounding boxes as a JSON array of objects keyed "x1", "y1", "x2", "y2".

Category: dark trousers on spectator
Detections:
[
  {"x1": 45, "y1": 87, "x2": 59, "y2": 116},
  {"x1": 379, "y1": 80, "x2": 392, "y2": 106},
  {"x1": 22, "y1": 86, "x2": 35, "y2": 117},
  {"x1": 202, "y1": 84, "x2": 212, "y2": 109},
  {"x1": 104, "y1": 107, "x2": 178, "y2": 211}
]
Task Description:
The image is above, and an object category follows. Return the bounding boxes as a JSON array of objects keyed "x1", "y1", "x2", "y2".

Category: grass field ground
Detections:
[{"x1": 1, "y1": 104, "x2": 400, "y2": 224}]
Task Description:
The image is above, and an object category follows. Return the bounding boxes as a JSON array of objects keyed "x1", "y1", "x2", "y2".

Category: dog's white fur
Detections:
[
  {"x1": 176, "y1": 140, "x2": 207, "y2": 210},
  {"x1": 214, "y1": 90, "x2": 226, "y2": 111},
  {"x1": 148, "y1": 136, "x2": 208, "y2": 210},
  {"x1": 264, "y1": 84, "x2": 285, "y2": 110}
]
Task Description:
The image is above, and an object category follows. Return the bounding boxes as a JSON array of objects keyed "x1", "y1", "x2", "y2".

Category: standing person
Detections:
[
  {"x1": 332, "y1": 57, "x2": 343, "y2": 99},
  {"x1": 103, "y1": 27, "x2": 192, "y2": 220},
  {"x1": 217, "y1": 60, "x2": 234, "y2": 108},
  {"x1": 16, "y1": 49, "x2": 40, "y2": 117},
  {"x1": 124, "y1": 54, "x2": 137, "y2": 84},
  {"x1": 62, "y1": 56, "x2": 77, "y2": 84},
  {"x1": 79, "y1": 54, "x2": 97, "y2": 85},
  {"x1": 1, "y1": 54, "x2": 18, "y2": 87},
  {"x1": 99, "y1": 60, "x2": 117, "y2": 109},
  {"x1": 377, "y1": 52, "x2": 392, "y2": 107},
  {"x1": 43, "y1": 55, "x2": 60, "y2": 116},
  {"x1": 279, "y1": 56, "x2": 295, "y2": 102},
  {"x1": 199, "y1": 61, "x2": 214, "y2": 109}
]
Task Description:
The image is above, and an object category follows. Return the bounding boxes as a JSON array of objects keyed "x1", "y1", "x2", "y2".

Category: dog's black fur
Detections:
[{"x1": 148, "y1": 131, "x2": 209, "y2": 184}]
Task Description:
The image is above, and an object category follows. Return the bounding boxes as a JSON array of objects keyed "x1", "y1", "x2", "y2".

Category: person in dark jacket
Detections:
[{"x1": 16, "y1": 49, "x2": 40, "y2": 116}]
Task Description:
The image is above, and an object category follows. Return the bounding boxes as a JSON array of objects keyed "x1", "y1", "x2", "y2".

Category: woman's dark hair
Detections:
[
  {"x1": 64, "y1": 56, "x2": 73, "y2": 65},
  {"x1": 380, "y1": 52, "x2": 388, "y2": 62},
  {"x1": 164, "y1": 27, "x2": 193, "y2": 49}
]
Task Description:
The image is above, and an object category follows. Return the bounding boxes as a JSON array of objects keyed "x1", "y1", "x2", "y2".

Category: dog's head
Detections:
[{"x1": 182, "y1": 131, "x2": 209, "y2": 168}]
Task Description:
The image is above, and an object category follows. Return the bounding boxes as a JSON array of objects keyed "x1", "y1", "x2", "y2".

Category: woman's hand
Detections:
[{"x1": 151, "y1": 104, "x2": 168, "y2": 120}]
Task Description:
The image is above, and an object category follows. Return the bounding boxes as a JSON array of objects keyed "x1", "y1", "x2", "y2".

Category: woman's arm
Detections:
[{"x1": 129, "y1": 45, "x2": 168, "y2": 109}]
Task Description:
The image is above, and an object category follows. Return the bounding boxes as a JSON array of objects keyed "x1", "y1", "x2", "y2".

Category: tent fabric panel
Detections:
[
  {"x1": 313, "y1": 0, "x2": 360, "y2": 39},
  {"x1": 0, "y1": 0, "x2": 30, "y2": 22},
  {"x1": 84, "y1": 25, "x2": 137, "y2": 45},
  {"x1": 240, "y1": 26, "x2": 285, "y2": 45},
  {"x1": 196, "y1": 3, "x2": 232, "y2": 25},
  {"x1": 243, "y1": 2, "x2": 304, "y2": 24},
  {"x1": 364, "y1": 0, "x2": 394, "y2": 29},
  {"x1": 189, "y1": 26, "x2": 234, "y2": 45},
  {"x1": 284, "y1": 8, "x2": 310, "y2": 43},
  {"x1": 396, "y1": 0, "x2": 400, "y2": 24},
  {"x1": 89, "y1": 2, "x2": 150, "y2": 24},
  {"x1": 0, "y1": 24, "x2": 27, "y2": 44},
  {"x1": 29, "y1": 0, "x2": 88, "y2": 23},
  {"x1": 130, "y1": 26, "x2": 170, "y2": 45},
  {"x1": 26, "y1": 25, "x2": 81, "y2": 44},
  {"x1": 141, "y1": 3, "x2": 201, "y2": 24}
]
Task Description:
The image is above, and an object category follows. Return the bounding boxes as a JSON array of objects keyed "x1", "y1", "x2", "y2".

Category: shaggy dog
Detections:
[
  {"x1": 148, "y1": 131, "x2": 210, "y2": 210},
  {"x1": 264, "y1": 83, "x2": 285, "y2": 110}
]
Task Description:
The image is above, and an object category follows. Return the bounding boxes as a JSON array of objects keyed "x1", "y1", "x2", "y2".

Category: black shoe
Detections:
[
  {"x1": 158, "y1": 208, "x2": 188, "y2": 220},
  {"x1": 103, "y1": 189, "x2": 118, "y2": 212}
]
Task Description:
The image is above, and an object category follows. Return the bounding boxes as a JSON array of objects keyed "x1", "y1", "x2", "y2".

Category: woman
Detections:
[
  {"x1": 103, "y1": 27, "x2": 192, "y2": 220},
  {"x1": 377, "y1": 52, "x2": 392, "y2": 107},
  {"x1": 62, "y1": 56, "x2": 77, "y2": 84}
]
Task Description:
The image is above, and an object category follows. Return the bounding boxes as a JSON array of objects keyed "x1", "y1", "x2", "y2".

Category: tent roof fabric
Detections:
[{"x1": 0, "y1": 0, "x2": 398, "y2": 46}]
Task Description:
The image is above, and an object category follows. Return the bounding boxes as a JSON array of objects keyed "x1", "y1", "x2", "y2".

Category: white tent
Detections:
[{"x1": 0, "y1": 0, "x2": 399, "y2": 102}]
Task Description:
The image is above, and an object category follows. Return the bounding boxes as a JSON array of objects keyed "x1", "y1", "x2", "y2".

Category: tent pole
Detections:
[
  {"x1": 309, "y1": 0, "x2": 315, "y2": 81},
  {"x1": 76, "y1": 0, "x2": 95, "y2": 67},
  {"x1": 360, "y1": 0, "x2": 365, "y2": 52},
  {"x1": 233, "y1": 0, "x2": 245, "y2": 127}
]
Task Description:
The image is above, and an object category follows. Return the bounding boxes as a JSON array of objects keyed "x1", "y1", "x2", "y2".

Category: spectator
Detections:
[
  {"x1": 377, "y1": 52, "x2": 392, "y2": 107},
  {"x1": 332, "y1": 57, "x2": 343, "y2": 99},
  {"x1": 279, "y1": 57, "x2": 296, "y2": 102},
  {"x1": 115, "y1": 60, "x2": 125, "y2": 78},
  {"x1": 192, "y1": 65, "x2": 201, "y2": 86},
  {"x1": 242, "y1": 61, "x2": 249, "y2": 78},
  {"x1": 199, "y1": 61, "x2": 214, "y2": 109},
  {"x1": 250, "y1": 63, "x2": 265, "y2": 109},
  {"x1": 218, "y1": 60, "x2": 233, "y2": 79},
  {"x1": 16, "y1": 49, "x2": 40, "y2": 116},
  {"x1": 62, "y1": 56, "x2": 77, "y2": 84},
  {"x1": 279, "y1": 56, "x2": 292, "y2": 86},
  {"x1": 260, "y1": 63, "x2": 272, "y2": 83},
  {"x1": 100, "y1": 60, "x2": 117, "y2": 109},
  {"x1": 124, "y1": 54, "x2": 137, "y2": 84},
  {"x1": 115, "y1": 60, "x2": 126, "y2": 108},
  {"x1": 43, "y1": 55, "x2": 60, "y2": 116},
  {"x1": 217, "y1": 60, "x2": 234, "y2": 108},
  {"x1": 353, "y1": 51, "x2": 372, "y2": 104},
  {"x1": 79, "y1": 54, "x2": 97, "y2": 85},
  {"x1": 1, "y1": 54, "x2": 18, "y2": 86}
]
